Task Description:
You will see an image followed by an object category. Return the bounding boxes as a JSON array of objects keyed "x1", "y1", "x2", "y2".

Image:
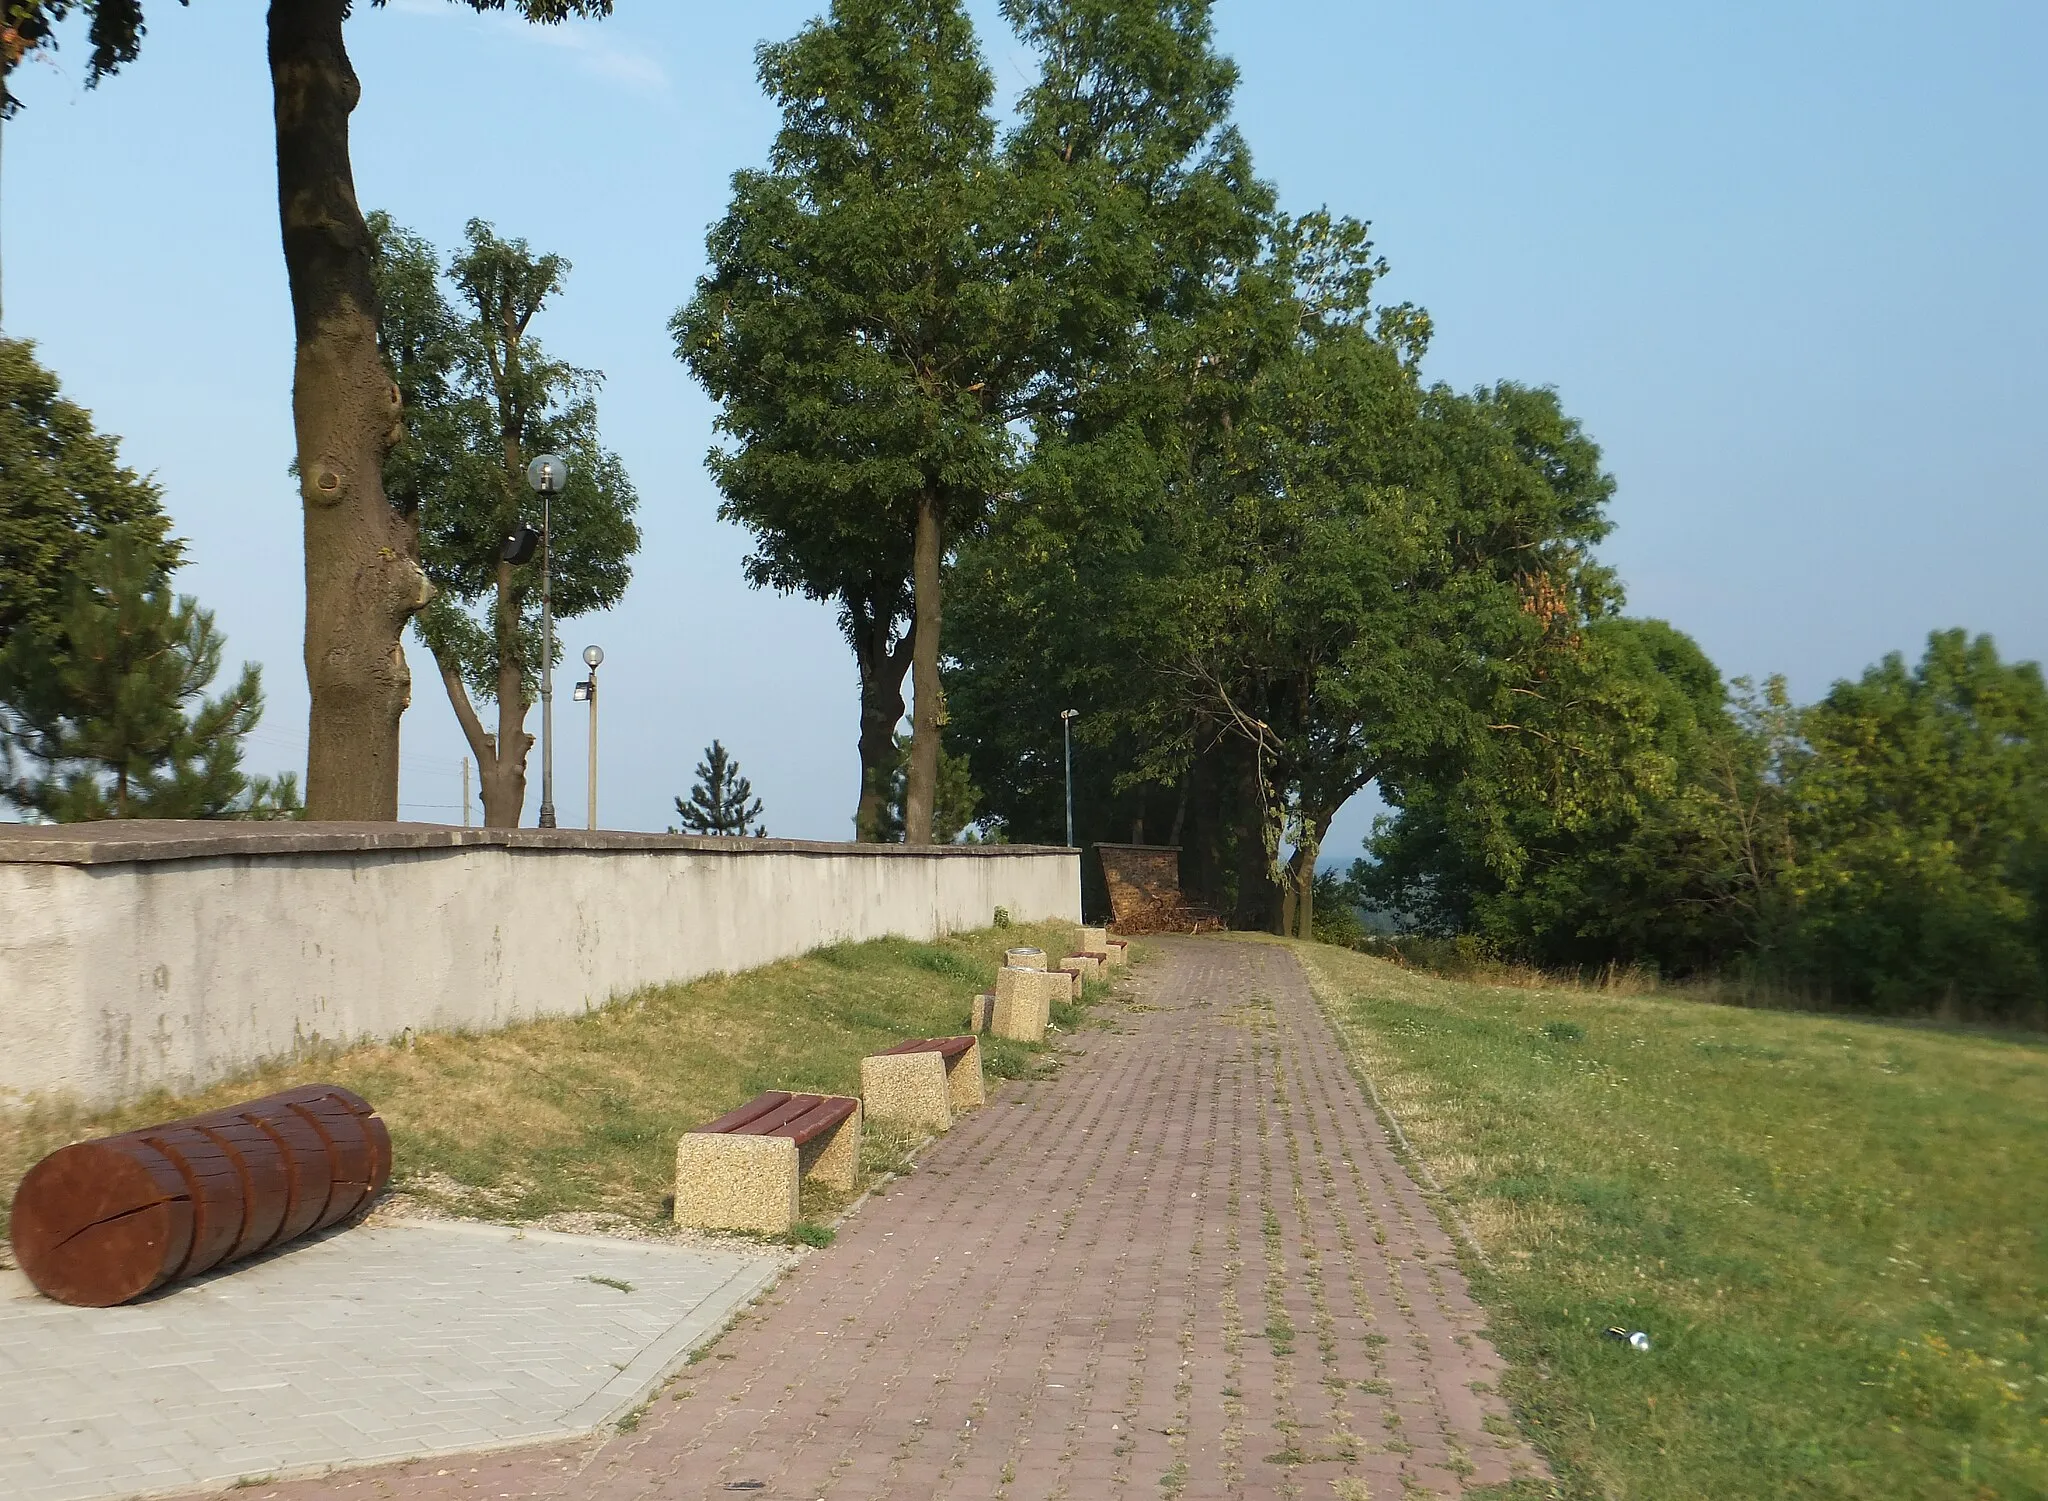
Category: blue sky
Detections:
[{"x1": 5, "y1": 1, "x2": 2043, "y2": 854}]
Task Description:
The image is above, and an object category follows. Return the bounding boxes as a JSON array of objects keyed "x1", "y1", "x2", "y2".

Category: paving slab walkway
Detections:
[
  {"x1": 0, "y1": 1219, "x2": 784, "y2": 1501},
  {"x1": 191, "y1": 935, "x2": 1541, "y2": 1501}
]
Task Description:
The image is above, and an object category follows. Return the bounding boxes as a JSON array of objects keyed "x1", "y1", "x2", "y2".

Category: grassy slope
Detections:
[
  {"x1": 1, "y1": 920, "x2": 1094, "y2": 1238},
  {"x1": 1290, "y1": 939, "x2": 2048, "y2": 1501}
]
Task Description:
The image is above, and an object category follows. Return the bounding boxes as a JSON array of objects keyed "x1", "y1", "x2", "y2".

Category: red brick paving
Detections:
[{"x1": 210, "y1": 937, "x2": 1542, "y2": 1500}]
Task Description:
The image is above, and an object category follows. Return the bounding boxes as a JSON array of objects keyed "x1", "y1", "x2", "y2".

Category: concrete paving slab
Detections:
[{"x1": 0, "y1": 1219, "x2": 785, "y2": 1501}]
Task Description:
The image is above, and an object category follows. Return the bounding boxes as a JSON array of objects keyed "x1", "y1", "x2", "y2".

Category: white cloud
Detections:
[{"x1": 382, "y1": 0, "x2": 669, "y2": 94}]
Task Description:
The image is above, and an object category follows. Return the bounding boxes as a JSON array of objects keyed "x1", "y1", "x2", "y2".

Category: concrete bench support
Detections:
[
  {"x1": 674, "y1": 1092, "x2": 861, "y2": 1235},
  {"x1": 1059, "y1": 953, "x2": 1101, "y2": 991},
  {"x1": 862, "y1": 1036, "x2": 984, "y2": 1132}
]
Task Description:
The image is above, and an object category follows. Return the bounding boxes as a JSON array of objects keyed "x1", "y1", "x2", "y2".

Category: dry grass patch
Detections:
[{"x1": 1, "y1": 921, "x2": 1102, "y2": 1245}]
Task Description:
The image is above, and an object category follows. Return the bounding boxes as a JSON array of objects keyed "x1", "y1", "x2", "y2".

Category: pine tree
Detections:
[
  {"x1": 672, "y1": 741, "x2": 766, "y2": 837},
  {"x1": 877, "y1": 731, "x2": 982, "y2": 843},
  {"x1": 1, "y1": 336, "x2": 182, "y2": 655},
  {"x1": 0, "y1": 529, "x2": 288, "y2": 820}
]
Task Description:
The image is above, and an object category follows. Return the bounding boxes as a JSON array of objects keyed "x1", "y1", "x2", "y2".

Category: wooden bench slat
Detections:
[
  {"x1": 692, "y1": 1090, "x2": 859, "y2": 1147},
  {"x1": 877, "y1": 1036, "x2": 975, "y2": 1060},
  {"x1": 770, "y1": 1096, "x2": 860, "y2": 1147},
  {"x1": 692, "y1": 1092, "x2": 794, "y2": 1136},
  {"x1": 730, "y1": 1094, "x2": 826, "y2": 1138}
]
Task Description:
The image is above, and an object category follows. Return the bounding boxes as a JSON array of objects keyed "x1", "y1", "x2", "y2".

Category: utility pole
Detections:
[
  {"x1": 1060, "y1": 709, "x2": 1079, "y2": 847},
  {"x1": 461, "y1": 757, "x2": 472, "y2": 827},
  {"x1": 526, "y1": 455, "x2": 570, "y2": 828}
]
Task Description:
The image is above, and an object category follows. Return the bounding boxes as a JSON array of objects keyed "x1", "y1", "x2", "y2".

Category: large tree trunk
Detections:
[
  {"x1": 271, "y1": 0, "x2": 426, "y2": 820},
  {"x1": 845, "y1": 585, "x2": 913, "y2": 842},
  {"x1": 1229, "y1": 746, "x2": 1282, "y2": 932},
  {"x1": 421, "y1": 560, "x2": 529, "y2": 828},
  {"x1": 484, "y1": 556, "x2": 531, "y2": 826},
  {"x1": 1286, "y1": 813, "x2": 1334, "y2": 941},
  {"x1": 903, "y1": 490, "x2": 943, "y2": 845}
]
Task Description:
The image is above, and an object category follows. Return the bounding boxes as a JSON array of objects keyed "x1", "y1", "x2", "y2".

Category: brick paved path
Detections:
[{"x1": 217, "y1": 937, "x2": 1541, "y2": 1501}]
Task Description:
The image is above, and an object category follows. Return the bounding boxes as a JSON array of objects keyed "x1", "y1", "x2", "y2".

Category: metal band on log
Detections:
[{"x1": 7, "y1": 1084, "x2": 391, "y2": 1307}]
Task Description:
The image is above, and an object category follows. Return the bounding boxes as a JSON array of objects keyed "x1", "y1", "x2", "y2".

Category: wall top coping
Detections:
[{"x1": 0, "y1": 821, "x2": 1075, "y2": 869}]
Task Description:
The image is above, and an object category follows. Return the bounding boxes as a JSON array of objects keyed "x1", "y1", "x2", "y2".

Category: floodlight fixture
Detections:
[{"x1": 501, "y1": 524, "x2": 540, "y2": 565}]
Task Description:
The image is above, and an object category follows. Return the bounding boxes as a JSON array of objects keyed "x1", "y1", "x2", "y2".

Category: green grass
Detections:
[
  {"x1": 1289, "y1": 939, "x2": 2048, "y2": 1500},
  {"x1": 0, "y1": 921, "x2": 1104, "y2": 1239}
]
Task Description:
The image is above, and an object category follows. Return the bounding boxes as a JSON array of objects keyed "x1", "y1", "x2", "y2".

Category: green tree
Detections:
[
  {"x1": 875, "y1": 730, "x2": 981, "y2": 843},
  {"x1": 10, "y1": 0, "x2": 612, "y2": 820},
  {"x1": 1357, "y1": 618, "x2": 1765, "y2": 976},
  {"x1": 0, "y1": 336, "x2": 181, "y2": 654},
  {"x1": 1361, "y1": 629, "x2": 2048, "y2": 1021},
  {"x1": 676, "y1": 0, "x2": 1049, "y2": 845},
  {"x1": 944, "y1": 0, "x2": 1271, "y2": 897},
  {"x1": 368, "y1": 214, "x2": 640, "y2": 828},
  {"x1": 673, "y1": 740, "x2": 766, "y2": 837},
  {"x1": 954, "y1": 201, "x2": 1622, "y2": 937},
  {"x1": 0, "y1": 529, "x2": 292, "y2": 820},
  {"x1": 1783, "y1": 630, "x2": 2048, "y2": 1018}
]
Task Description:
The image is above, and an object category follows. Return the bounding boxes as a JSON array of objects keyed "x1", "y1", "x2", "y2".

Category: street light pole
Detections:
[
  {"x1": 577, "y1": 645, "x2": 604, "y2": 830},
  {"x1": 1060, "y1": 709, "x2": 1079, "y2": 847},
  {"x1": 527, "y1": 454, "x2": 570, "y2": 829}
]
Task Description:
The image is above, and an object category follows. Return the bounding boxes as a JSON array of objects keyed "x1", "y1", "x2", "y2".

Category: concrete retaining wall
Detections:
[{"x1": 0, "y1": 822, "x2": 1079, "y2": 1111}]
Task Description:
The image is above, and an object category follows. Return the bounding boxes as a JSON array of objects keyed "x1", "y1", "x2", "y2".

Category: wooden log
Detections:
[
  {"x1": 7, "y1": 1084, "x2": 392, "y2": 1307},
  {"x1": 8, "y1": 1137, "x2": 195, "y2": 1307}
]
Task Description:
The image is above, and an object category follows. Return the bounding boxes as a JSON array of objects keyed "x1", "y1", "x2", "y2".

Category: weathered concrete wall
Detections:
[{"x1": 0, "y1": 823, "x2": 1078, "y2": 1111}]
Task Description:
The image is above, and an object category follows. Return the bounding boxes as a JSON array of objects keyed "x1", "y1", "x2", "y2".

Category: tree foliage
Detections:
[
  {"x1": 675, "y1": 0, "x2": 1042, "y2": 845},
  {"x1": 1782, "y1": 632, "x2": 2048, "y2": 1016},
  {"x1": 0, "y1": 528, "x2": 294, "y2": 819},
  {"x1": 0, "y1": 336, "x2": 181, "y2": 654},
  {"x1": 1364, "y1": 630, "x2": 2048, "y2": 1022},
  {"x1": 369, "y1": 213, "x2": 639, "y2": 828},
  {"x1": 874, "y1": 730, "x2": 981, "y2": 843},
  {"x1": 673, "y1": 740, "x2": 765, "y2": 837},
  {"x1": 950, "y1": 188, "x2": 1625, "y2": 937}
]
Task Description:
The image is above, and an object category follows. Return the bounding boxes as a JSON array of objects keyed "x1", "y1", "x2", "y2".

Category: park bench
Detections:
[
  {"x1": 1081, "y1": 926, "x2": 1132, "y2": 965},
  {"x1": 8, "y1": 1083, "x2": 392, "y2": 1308},
  {"x1": 862, "y1": 1036, "x2": 984, "y2": 1132},
  {"x1": 673, "y1": 1091, "x2": 861, "y2": 1235}
]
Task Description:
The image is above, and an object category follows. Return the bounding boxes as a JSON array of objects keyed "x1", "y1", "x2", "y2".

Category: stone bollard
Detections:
[
  {"x1": 992, "y1": 964, "x2": 1062, "y2": 1042},
  {"x1": 1081, "y1": 926, "x2": 1108, "y2": 952}
]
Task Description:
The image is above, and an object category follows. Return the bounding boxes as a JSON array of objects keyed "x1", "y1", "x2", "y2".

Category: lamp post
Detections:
[
  {"x1": 573, "y1": 644, "x2": 603, "y2": 830},
  {"x1": 527, "y1": 453, "x2": 569, "y2": 828},
  {"x1": 1060, "y1": 709, "x2": 1079, "y2": 848}
]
